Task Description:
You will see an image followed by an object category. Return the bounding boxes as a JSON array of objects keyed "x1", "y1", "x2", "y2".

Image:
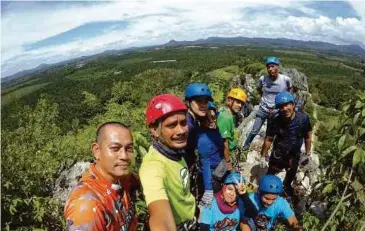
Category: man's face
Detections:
[
  {"x1": 228, "y1": 98, "x2": 244, "y2": 113},
  {"x1": 260, "y1": 193, "x2": 278, "y2": 208},
  {"x1": 189, "y1": 96, "x2": 209, "y2": 117},
  {"x1": 92, "y1": 126, "x2": 134, "y2": 183},
  {"x1": 155, "y1": 112, "x2": 188, "y2": 149},
  {"x1": 223, "y1": 184, "x2": 237, "y2": 203},
  {"x1": 207, "y1": 109, "x2": 217, "y2": 129},
  {"x1": 266, "y1": 64, "x2": 279, "y2": 79},
  {"x1": 279, "y1": 102, "x2": 295, "y2": 119},
  {"x1": 201, "y1": 109, "x2": 217, "y2": 129}
]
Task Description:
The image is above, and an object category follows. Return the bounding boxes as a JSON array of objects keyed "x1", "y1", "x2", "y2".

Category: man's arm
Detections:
[
  {"x1": 261, "y1": 136, "x2": 273, "y2": 158},
  {"x1": 304, "y1": 131, "x2": 312, "y2": 154},
  {"x1": 148, "y1": 200, "x2": 176, "y2": 231},
  {"x1": 223, "y1": 139, "x2": 232, "y2": 170},
  {"x1": 287, "y1": 216, "x2": 302, "y2": 230}
]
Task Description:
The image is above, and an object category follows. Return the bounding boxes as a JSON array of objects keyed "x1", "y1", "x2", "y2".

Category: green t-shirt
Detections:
[
  {"x1": 139, "y1": 146, "x2": 196, "y2": 225},
  {"x1": 217, "y1": 106, "x2": 237, "y2": 151}
]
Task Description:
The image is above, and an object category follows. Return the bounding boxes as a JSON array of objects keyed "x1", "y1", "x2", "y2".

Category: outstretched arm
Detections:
[{"x1": 148, "y1": 200, "x2": 176, "y2": 231}]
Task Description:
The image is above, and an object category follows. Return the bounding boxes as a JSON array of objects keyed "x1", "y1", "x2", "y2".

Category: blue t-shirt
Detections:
[
  {"x1": 266, "y1": 112, "x2": 312, "y2": 155},
  {"x1": 197, "y1": 128, "x2": 224, "y2": 167},
  {"x1": 239, "y1": 192, "x2": 294, "y2": 230},
  {"x1": 197, "y1": 128, "x2": 224, "y2": 190},
  {"x1": 258, "y1": 74, "x2": 292, "y2": 110},
  {"x1": 200, "y1": 197, "x2": 240, "y2": 231}
]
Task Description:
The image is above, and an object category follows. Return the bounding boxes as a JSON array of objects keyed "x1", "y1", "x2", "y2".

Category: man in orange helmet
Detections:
[
  {"x1": 217, "y1": 88, "x2": 247, "y2": 171},
  {"x1": 140, "y1": 94, "x2": 196, "y2": 231}
]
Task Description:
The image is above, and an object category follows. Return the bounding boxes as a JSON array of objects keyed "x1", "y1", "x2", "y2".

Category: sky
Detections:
[{"x1": 1, "y1": 0, "x2": 365, "y2": 78}]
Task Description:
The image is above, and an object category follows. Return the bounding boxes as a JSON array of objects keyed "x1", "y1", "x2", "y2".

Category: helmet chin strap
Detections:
[
  {"x1": 157, "y1": 121, "x2": 163, "y2": 140},
  {"x1": 229, "y1": 99, "x2": 235, "y2": 112}
]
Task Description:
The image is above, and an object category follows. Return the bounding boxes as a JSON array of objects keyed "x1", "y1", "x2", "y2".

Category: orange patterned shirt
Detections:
[{"x1": 64, "y1": 163, "x2": 137, "y2": 231}]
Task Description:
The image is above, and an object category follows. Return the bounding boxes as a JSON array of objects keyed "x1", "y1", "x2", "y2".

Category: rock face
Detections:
[
  {"x1": 281, "y1": 68, "x2": 310, "y2": 112},
  {"x1": 53, "y1": 162, "x2": 91, "y2": 204},
  {"x1": 236, "y1": 68, "x2": 320, "y2": 197}
]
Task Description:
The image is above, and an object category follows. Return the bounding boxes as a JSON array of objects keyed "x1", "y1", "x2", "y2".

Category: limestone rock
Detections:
[{"x1": 53, "y1": 161, "x2": 91, "y2": 204}]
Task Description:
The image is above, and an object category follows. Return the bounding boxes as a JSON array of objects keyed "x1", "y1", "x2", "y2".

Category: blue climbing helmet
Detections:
[
  {"x1": 259, "y1": 175, "x2": 283, "y2": 194},
  {"x1": 224, "y1": 172, "x2": 246, "y2": 185},
  {"x1": 275, "y1": 91, "x2": 295, "y2": 108},
  {"x1": 185, "y1": 83, "x2": 212, "y2": 100},
  {"x1": 265, "y1": 56, "x2": 280, "y2": 66},
  {"x1": 208, "y1": 101, "x2": 217, "y2": 111}
]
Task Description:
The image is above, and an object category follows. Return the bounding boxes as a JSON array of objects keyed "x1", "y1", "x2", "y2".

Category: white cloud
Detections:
[{"x1": 2, "y1": 0, "x2": 365, "y2": 77}]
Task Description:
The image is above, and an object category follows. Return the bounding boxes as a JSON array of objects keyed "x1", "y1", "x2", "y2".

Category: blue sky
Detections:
[{"x1": 2, "y1": 0, "x2": 365, "y2": 77}]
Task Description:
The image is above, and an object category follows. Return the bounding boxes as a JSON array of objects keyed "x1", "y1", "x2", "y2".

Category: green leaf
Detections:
[
  {"x1": 352, "y1": 148, "x2": 363, "y2": 167},
  {"x1": 362, "y1": 108, "x2": 365, "y2": 117},
  {"x1": 351, "y1": 179, "x2": 363, "y2": 191},
  {"x1": 138, "y1": 146, "x2": 147, "y2": 157},
  {"x1": 338, "y1": 135, "x2": 346, "y2": 151},
  {"x1": 323, "y1": 183, "x2": 334, "y2": 194},
  {"x1": 342, "y1": 104, "x2": 350, "y2": 113},
  {"x1": 341, "y1": 145, "x2": 357, "y2": 158},
  {"x1": 355, "y1": 100, "x2": 364, "y2": 109},
  {"x1": 359, "y1": 92, "x2": 365, "y2": 100},
  {"x1": 331, "y1": 225, "x2": 337, "y2": 231},
  {"x1": 3, "y1": 181, "x2": 12, "y2": 190},
  {"x1": 353, "y1": 112, "x2": 361, "y2": 125}
]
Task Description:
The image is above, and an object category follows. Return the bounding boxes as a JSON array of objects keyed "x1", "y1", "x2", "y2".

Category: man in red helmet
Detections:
[{"x1": 139, "y1": 94, "x2": 196, "y2": 231}]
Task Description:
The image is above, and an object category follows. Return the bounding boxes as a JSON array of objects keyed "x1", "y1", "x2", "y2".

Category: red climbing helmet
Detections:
[{"x1": 146, "y1": 94, "x2": 188, "y2": 126}]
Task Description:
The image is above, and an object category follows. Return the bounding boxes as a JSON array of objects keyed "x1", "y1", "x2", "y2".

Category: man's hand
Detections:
[{"x1": 234, "y1": 173, "x2": 246, "y2": 195}]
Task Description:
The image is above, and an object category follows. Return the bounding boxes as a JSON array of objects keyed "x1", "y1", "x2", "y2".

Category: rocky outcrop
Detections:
[{"x1": 53, "y1": 162, "x2": 91, "y2": 204}]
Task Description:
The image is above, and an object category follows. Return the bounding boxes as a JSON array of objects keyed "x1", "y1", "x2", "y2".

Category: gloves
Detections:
[
  {"x1": 199, "y1": 190, "x2": 214, "y2": 208},
  {"x1": 259, "y1": 156, "x2": 269, "y2": 168},
  {"x1": 299, "y1": 153, "x2": 311, "y2": 166}
]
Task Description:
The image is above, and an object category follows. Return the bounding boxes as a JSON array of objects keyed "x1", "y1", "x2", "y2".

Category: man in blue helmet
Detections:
[
  {"x1": 200, "y1": 172, "x2": 246, "y2": 231},
  {"x1": 239, "y1": 175, "x2": 301, "y2": 231},
  {"x1": 260, "y1": 91, "x2": 312, "y2": 198},
  {"x1": 184, "y1": 83, "x2": 213, "y2": 168},
  {"x1": 243, "y1": 57, "x2": 292, "y2": 151}
]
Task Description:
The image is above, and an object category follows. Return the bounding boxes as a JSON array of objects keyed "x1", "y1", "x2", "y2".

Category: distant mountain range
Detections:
[
  {"x1": 163, "y1": 37, "x2": 365, "y2": 57},
  {"x1": 3, "y1": 36, "x2": 365, "y2": 83}
]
